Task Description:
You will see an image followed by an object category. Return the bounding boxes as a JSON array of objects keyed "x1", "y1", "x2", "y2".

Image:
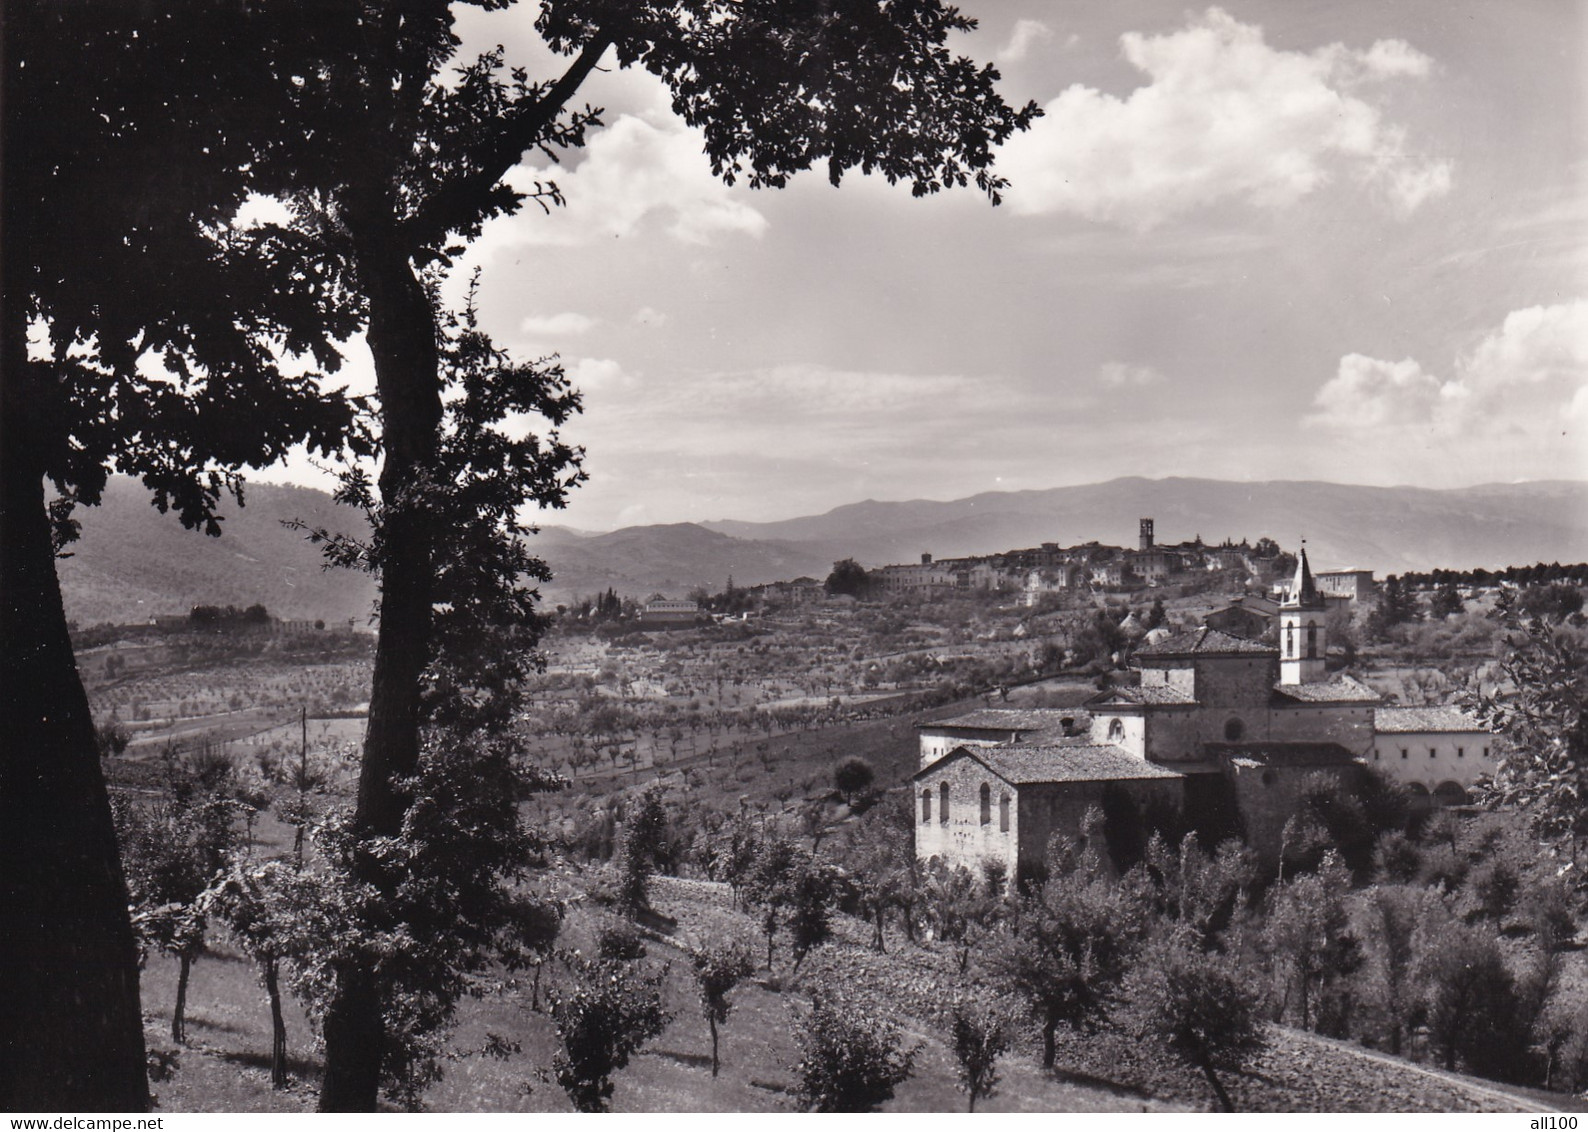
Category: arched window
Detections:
[
  {"x1": 1107, "y1": 718, "x2": 1124, "y2": 742},
  {"x1": 921, "y1": 788, "x2": 931, "y2": 824},
  {"x1": 980, "y1": 783, "x2": 992, "y2": 825},
  {"x1": 999, "y1": 793, "x2": 1010, "y2": 832},
  {"x1": 1224, "y1": 717, "x2": 1245, "y2": 742},
  {"x1": 1305, "y1": 620, "x2": 1318, "y2": 659},
  {"x1": 940, "y1": 781, "x2": 950, "y2": 824},
  {"x1": 1285, "y1": 623, "x2": 1295, "y2": 657}
]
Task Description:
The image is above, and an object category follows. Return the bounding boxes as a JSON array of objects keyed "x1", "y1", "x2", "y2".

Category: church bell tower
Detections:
[{"x1": 1279, "y1": 543, "x2": 1327, "y2": 685}]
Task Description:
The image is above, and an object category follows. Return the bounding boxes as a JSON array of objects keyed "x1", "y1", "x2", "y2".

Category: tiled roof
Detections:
[
  {"x1": 1136, "y1": 626, "x2": 1277, "y2": 658},
  {"x1": 1206, "y1": 742, "x2": 1359, "y2": 766},
  {"x1": 1089, "y1": 684, "x2": 1199, "y2": 706},
  {"x1": 919, "y1": 708, "x2": 1087, "y2": 734},
  {"x1": 1271, "y1": 676, "x2": 1382, "y2": 704},
  {"x1": 915, "y1": 744, "x2": 1185, "y2": 785},
  {"x1": 1375, "y1": 705, "x2": 1488, "y2": 734}
]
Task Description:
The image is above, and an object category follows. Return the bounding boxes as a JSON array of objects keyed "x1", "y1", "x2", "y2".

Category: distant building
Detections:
[
  {"x1": 1315, "y1": 569, "x2": 1375, "y2": 602},
  {"x1": 639, "y1": 599, "x2": 700, "y2": 627}
]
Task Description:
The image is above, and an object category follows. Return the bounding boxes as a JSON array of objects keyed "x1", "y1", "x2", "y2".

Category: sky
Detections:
[{"x1": 266, "y1": 0, "x2": 1588, "y2": 531}]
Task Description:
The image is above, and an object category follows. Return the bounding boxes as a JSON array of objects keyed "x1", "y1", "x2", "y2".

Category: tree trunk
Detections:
[
  {"x1": 173, "y1": 954, "x2": 192, "y2": 1044},
  {"x1": 317, "y1": 219, "x2": 442, "y2": 1113},
  {"x1": 0, "y1": 326, "x2": 150, "y2": 1109},
  {"x1": 319, "y1": 966, "x2": 387, "y2": 1111},
  {"x1": 1199, "y1": 1058, "x2": 1235, "y2": 1113},
  {"x1": 708, "y1": 1015, "x2": 719, "y2": 1078},
  {"x1": 265, "y1": 958, "x2": 288, "y2": 1089},
  {"x1": 1042, "y1": 1017, "x2": 1057, "y2": 1069}
]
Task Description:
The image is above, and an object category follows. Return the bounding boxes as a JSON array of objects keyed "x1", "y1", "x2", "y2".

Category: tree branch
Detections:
[{"x1": 405, "y1": 30, "x2": 616, "y2": 247}]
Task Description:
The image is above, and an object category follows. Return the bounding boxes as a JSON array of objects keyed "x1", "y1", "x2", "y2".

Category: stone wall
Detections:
[{"x1": 913, "y1": 754, "x2": 1019, "y2": 880}]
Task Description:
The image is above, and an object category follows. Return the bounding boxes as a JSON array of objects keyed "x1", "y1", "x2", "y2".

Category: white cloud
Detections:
[
  {"x1": 999, "y1": 8, "x2": 1450, "y2": 230},
  {"x1": 518, "y1": 311, "x2": 596, "y2": 338},
  {"x1": 998, "y1": 19, "x2": 1054, "y2": 64},
  {"x1": 1309, "y1": 354, "x2": 1444, "y2": 431},
  {"x1": 498, "y1": 113, "x2": 768, "y2": 247},
  {"x1": 633, "y1": 306, "x2": 669, "y2": 327},
  {"x1": 1099, "y1": 362, "x2": 1164, "y2": 388},
  {"x1": 1307, "y1": 301, "x2": 1588, "y2": 479}
]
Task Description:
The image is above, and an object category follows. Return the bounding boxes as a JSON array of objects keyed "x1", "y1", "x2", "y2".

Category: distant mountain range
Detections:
[{"x1": 55, "y1": 476, "x2": 1588, "y2": 626}]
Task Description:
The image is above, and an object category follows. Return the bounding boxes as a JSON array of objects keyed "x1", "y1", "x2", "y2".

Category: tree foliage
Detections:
[
  {"x1": 793, "y1": 993, "x2": 916, "y2": 1113},
  {"x1": 693, "y1": 941, "x2": 756, "y2": 1077},
  {"x1": 271, "y1": 1, "x2": 1036, "y2": 1109},
  {"x1": 825, "y1": 558, "x2": 872, "y2": 598},
  {"x1": 1261, "y1": 853, "x2": 1362, "y2": 1036},
  {"x1": 833, "y1": 756, "x2": 876, "y2": 808},
  {"x1": 985, "y1": 858, "x2": 1147, "y2": 1067},
  {"x1": 548, "y1": 953, "x2": 672, "y2": 1112},
  {"x1": 2, "y1": 1, "x2": 364, "y2": 1106},
  {"x1": 949, "y1": 1001, "x2": 1009, "y2": 1112},
  {"x1": 617, "y1": 787, "x2": 669, "y2": 915},
  {"x1": 1122, "y1": 934, "x2": 1265, "y2": 1112},
  {"x1": 1465, "y1": 604, "x2": 1588, "y2": 868}
]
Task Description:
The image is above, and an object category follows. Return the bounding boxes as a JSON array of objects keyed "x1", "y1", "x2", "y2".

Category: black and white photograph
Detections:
[{"x1": 2, "y1": 0, "x2": 1586, "y2": 1118}]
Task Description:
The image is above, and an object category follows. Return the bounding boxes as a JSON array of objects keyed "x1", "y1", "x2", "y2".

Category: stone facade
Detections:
[{"x1": 1369, "y1": 706, "x2": 1496, "y2": 802}]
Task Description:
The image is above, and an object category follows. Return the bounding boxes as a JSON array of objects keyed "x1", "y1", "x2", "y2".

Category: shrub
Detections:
[
  {"x1": 548, "y1": 954, "x2": 671, "y2": 1112},
  {"x1": 949, "y1": 1001, "x2": 1009, "y2": 1112},
  {"x1": 1372, "y1": 831, "x2": 1422, "y2": 884},
  {"x1": 792, "y1": 993, "x2": 916, "y2": 1112},
  {"x1": 596, "y1": 919, "x2": 647, "y2": 961}
]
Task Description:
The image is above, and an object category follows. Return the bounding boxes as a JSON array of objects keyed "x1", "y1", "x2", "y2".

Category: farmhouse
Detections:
[{"x1": 912, "y1": 549, "x2": 1491, "y2": 882}]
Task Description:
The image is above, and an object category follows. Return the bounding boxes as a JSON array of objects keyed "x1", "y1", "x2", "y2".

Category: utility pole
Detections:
[{"x1": 296, "y1": 705, "x2": 308, "y2": 869}]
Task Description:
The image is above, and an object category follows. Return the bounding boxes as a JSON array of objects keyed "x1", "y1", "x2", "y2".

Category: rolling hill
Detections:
[
  {"x1": 53, "y1": 476, "x2": 1588, "y2": 625},
  {"x1": 704, "y1": 478, "x2": 1588, "y2": 576}
]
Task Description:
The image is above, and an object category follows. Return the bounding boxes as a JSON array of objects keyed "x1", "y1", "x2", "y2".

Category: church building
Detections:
[{"x1": 912, "y1": 549, "x2": 1492, "y2": 882}]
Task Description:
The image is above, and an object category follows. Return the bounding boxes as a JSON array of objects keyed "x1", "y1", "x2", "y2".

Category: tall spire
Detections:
[{"x1": 1286, "y1": 542, "x2": 1322, "y2": 609}]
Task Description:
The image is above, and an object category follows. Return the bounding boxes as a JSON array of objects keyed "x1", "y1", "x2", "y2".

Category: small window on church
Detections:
[
  {"x1": 1285, "y1": 624, "x2": 1295, "y2": 657},
  {"x1": 1401, "y1": 748, "x2": 1409, "y2": 760},
  {"x1": 980, "y1": 783, "x2": 992, "y2": 825},
  {"x1": 1430, "y1": 747, "x2": 1437, "y2": 759},
  {"x1": 1306, "y1": 621, "x2": 1318, "y2": 659},
  {"x1": 1457, "y1": 747, "x2": 1465, "y2": 759},
  {"x1": 1483, "y1": 746, "x2": 1490, "y2": 758},
  {"x1": 921, "y1": 789, "x2": 931, "y2": 823},
  {"x1": 1224, "y1": 718, "x2": 1245, "y2": 742},
  {"x1": 940, "y1": 782, "x2": 950, "y2": 824},
  {"x1": 1108, "y1": 718, "x2": 1124, "y2": 742},
  {"x1": 1000, "y1": 793, "x2": 1010, "y2": 832}
]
